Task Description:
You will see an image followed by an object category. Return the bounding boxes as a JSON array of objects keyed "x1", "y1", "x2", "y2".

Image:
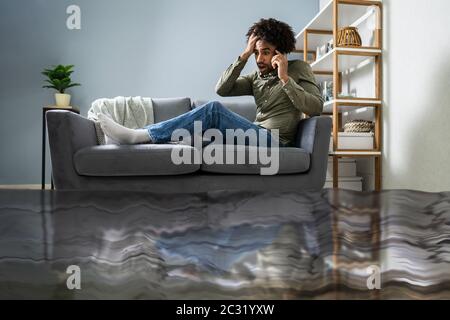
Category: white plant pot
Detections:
[{"x1": 55, "y1": 93, "x2": 71, "y2": 107}]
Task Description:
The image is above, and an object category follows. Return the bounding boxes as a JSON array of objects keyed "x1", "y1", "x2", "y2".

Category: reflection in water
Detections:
[{"x1": 0, "y1": 189, "x2": 449, "y2": 299}]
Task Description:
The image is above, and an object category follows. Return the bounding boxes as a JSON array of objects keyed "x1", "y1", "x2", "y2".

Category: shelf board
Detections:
[
  {"x1": 322, "y1": 99, "x2": 381, "y2": 113},
  {"x1": 311, "y1": 47, "x2": 381, "y2": 72},
  {"x1": 295, "y1": 0, "x2": 382, "y2": 51},
  {"x1": 324, "y1": 99, "x2": 381, "y2": 106},
  {"x1": 329, "y1": 151, "x2": 381, "y2": 156}
]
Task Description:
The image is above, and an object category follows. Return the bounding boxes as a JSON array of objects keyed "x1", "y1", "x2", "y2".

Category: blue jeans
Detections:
[{"x1": 144, "y1": 101, "x2": 289, "y2": 147}]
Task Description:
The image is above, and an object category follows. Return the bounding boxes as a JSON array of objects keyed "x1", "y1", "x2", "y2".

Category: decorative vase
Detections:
[
  {"x1": 55, "y1": 93, "x2": 71, "y2": 107},
  {"x1": 337, "y1": 26, "x2": 362, "y2": 47}
]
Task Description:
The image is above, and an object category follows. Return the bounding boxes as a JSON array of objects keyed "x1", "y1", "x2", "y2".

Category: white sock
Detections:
[{"x1": 98, "y1": 114, "x2": 152, "y2": 145}]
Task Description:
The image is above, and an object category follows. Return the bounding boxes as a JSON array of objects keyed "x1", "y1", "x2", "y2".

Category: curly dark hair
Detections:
[{"x1": 246, "y1": 18, "x2": 296, "y2": 54}]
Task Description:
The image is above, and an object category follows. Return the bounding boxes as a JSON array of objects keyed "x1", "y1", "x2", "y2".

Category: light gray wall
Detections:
[
  {"x1": 382, "y1": 0, "x2": 450, "y2": 192},
  {"x1": 0, "y1": 0, "x2": 318, "y2": 184}
]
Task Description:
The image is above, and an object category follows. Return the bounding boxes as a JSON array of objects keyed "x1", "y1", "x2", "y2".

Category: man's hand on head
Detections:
[
  {"x1": 241, "y1": 33, "x2": 260, "y2": 61},
  {"x1": 272, "y1": 50, "x2": 289, "y2": 84}
]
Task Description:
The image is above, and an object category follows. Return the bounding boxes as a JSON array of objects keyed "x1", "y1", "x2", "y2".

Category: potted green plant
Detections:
[{"x1": 42, "y1": 64, "x2": 81, "y2": 107}]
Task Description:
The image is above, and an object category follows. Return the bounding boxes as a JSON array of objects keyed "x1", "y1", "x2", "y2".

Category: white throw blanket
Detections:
[{"x1": 87, "y1": 96, "x2": 155, "y2": 144}]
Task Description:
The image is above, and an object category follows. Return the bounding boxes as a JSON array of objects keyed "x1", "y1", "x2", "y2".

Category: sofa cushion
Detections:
[
  {"x1": 200, "y1": 145, "x2": 310, "y2": 175},
  {"x1": 74, "y1": 144, "x2": 201, "y2": 176},
  {"x1": 152, "y1": 97, "x2": 192, "y2": 123},
  {"x1": 192, "y1": 100, "x2": 257, "y2": 122}
]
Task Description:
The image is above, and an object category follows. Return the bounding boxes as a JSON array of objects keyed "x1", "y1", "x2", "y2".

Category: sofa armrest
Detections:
[
  {"x1": 295, "y1": 116, "x2": 331, "y2": 152},
  {"x1": 295, "y1": 116, "x2": 332, "y2": 187},
  {"x1": 46, "y1": 110, "x2": 98, "y2": 189}
]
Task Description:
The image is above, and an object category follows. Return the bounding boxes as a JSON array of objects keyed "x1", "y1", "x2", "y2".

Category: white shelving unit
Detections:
[{"x1": 296, "y1": 0, "x2": 383, "y2": 191}]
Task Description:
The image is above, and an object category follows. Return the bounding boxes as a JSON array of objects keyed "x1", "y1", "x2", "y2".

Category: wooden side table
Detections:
[{"x1": 42, "y1": 106, "x2": 80, "y2": 190}]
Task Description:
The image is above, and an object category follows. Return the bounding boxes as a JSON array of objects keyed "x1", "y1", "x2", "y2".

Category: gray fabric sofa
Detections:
[{"x1": 46, "y1": 97, "x2": 332, "y2": 193}]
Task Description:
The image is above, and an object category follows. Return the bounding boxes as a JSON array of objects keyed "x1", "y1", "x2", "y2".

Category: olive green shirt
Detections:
[{"x1": 215, "y1": 56, "x2": 324, "y2": 146}]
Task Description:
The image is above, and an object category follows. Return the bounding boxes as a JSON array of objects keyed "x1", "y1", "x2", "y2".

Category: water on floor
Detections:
[{"x1": 0, "y1": 188, "x2": 449, "y2": 299}]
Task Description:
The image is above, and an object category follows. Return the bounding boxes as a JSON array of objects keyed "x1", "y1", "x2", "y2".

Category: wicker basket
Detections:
[
  {"x1": 344, "y1": 120, "x2": 374, "y2": 133},
  {"x1": 337, "y1": 27, "x2": 362, "y2": 47}
]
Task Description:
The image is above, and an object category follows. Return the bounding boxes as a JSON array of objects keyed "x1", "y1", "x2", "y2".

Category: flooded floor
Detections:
[{"x1": 0, "y1": 188, "x2": 449, "y2": 299}]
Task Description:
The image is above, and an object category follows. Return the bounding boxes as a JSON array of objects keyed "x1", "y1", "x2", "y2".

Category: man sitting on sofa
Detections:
[{"x1": 98, "y1": 18, "x2": 324, "y2": 148}]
